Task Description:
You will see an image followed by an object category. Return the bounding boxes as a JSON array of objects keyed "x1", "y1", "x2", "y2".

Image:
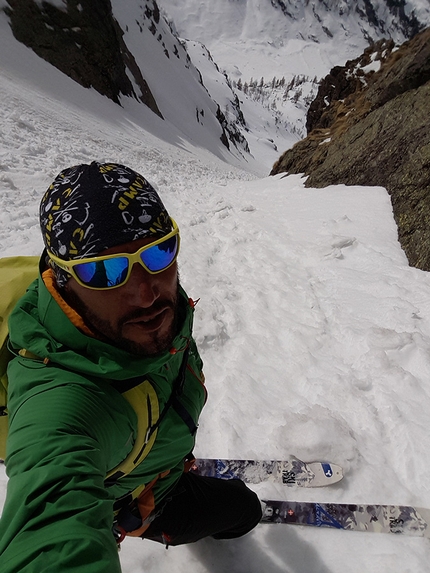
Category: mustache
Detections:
[{"x1": 118, "y1": 299, "x2": 177, "y2": 327}]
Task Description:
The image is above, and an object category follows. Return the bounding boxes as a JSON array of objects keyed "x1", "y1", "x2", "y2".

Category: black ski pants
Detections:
[{"x1": 142, "y1": 472, "x2": 262, "y2": 546}]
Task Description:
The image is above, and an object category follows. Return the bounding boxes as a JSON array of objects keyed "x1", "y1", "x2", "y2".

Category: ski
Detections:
[
  {"x1": 191, "y1": 456, "x2": 343, "y2": 487},
  {"x1": 261, "y1": 499, "x2": 430, "y2": 538}
]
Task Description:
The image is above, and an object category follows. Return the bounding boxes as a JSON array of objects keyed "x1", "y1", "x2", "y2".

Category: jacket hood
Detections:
[{"x1": 8, "y1": 275, "x2": 195, "y2": 380}]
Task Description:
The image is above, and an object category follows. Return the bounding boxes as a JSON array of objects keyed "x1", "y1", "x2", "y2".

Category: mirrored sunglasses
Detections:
[{"x1": 48, "y1": 219, "x2": 180, "y2": 290}]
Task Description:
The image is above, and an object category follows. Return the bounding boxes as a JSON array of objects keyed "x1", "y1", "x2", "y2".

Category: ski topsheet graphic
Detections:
[
  {"x1": 261, "y1": 499, "x2": 430, "y2": 538},
  {"x1": 192, "y1": 456, "x2": 343, "y2": 487}
]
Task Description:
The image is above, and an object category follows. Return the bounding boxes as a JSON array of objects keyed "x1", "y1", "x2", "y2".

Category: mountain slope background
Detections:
[
  {"x1": 3, "y1": 0, "x2": 430, "y2": 173},
  {"x1": 271, "y1": 27, "x2": 430, "y2": 272},
  {"x1": 159, "y1": 0, "x2": 430, "y2": 80},
  {"x1": 158, "y1": 0, "x2": 430, "y2": 138},
  {"x1": 159, "y1": 0, "x2": 430, "y2": 272},
  {"x1": 1, "y1": 0, "x2": 300, "y2": 172},
  {"x1": 2, "y1": 2, "x2": 430, "y2": 572}
]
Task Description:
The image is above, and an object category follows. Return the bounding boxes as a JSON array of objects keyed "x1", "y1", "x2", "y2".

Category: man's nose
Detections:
[{"x1": 126, "y1": 262, "x2": 160, "y2": 308}]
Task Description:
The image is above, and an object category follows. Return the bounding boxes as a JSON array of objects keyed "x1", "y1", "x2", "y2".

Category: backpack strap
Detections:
[
  {"x1": 105, "y1": 379, "x2": 160, "y2": 486},
  {"x1": 105, "y1": 346, "x2": 197, "y2": 487},
  {"x1": 150, "y1": 346, "x2": 197, "y2": 437}
]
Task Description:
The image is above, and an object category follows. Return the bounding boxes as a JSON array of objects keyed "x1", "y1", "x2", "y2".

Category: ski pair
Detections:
[{"x1": 192, "y1": 457, "x2": 430, "y2": 538}]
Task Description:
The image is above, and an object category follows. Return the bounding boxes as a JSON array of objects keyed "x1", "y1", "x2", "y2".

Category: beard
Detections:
[{"x1": 63, "y1": 279, "x2": 182, "y2": 357}]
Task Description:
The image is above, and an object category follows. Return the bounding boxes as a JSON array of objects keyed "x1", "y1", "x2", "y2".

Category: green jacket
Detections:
[{"x1": 0, "y1": 275, "x2": 206, "y2": 572}]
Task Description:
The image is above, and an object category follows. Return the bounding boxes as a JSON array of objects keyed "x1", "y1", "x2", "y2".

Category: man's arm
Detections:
[{"x1": 0, "y1": 384, "x2": 124, "y2": 573}]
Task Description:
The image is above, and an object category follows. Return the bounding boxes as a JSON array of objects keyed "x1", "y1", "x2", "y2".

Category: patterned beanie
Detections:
[{"x1": 40, "y1": 161, "x2": 172, "y2": 287}]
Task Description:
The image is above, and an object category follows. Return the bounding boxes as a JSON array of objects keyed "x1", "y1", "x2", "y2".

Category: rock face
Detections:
[
  {"x1": 271, "y1": 27, "x2": 430, "y2": 272},
  {"x1": 4, "y1": 0, "x2": 162, "y2": 116}
]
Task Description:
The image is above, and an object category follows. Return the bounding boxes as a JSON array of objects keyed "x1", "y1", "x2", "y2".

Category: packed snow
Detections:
[{"x1": 2, "y1": 7, "x2": 430, "y2": 573}]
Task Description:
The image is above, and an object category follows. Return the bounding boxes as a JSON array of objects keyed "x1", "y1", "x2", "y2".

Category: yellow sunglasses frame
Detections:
[{"x1": 48, "y1": 218, "x2": 180, "y2": 290}]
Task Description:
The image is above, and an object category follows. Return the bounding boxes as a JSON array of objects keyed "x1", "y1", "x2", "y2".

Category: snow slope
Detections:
[{"x1": 2, "y1": 7, "x2": 430, "y2": 573}]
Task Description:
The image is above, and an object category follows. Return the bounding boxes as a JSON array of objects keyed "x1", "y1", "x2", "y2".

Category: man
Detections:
[{"x1": 0, "y1": 162, "x2": 261, "y2": 572}]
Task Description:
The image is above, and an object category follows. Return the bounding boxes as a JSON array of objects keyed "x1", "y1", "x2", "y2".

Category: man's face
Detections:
[{"x1": 64, "y1": 236, "x2": 180, "y2": 356}]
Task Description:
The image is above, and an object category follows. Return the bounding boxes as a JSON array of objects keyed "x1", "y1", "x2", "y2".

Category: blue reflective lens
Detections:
[
  {"x1": 73, "y1": 235, "x2": 178, "y2": 288},
  {"x1": 74, "y1": 258, "x2": 129, "y2": 288},
  {"x1": 140, "y1": 236, "x2": 178, "y2": 272}
]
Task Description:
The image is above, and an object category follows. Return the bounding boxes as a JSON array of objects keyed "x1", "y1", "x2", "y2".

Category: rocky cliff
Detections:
[
  {"x1": 271, "y1": 27, "x2": 430, "y2": 271},
  {"x1": 4, "y1": 0, "x2": 162, "y2": 116}
]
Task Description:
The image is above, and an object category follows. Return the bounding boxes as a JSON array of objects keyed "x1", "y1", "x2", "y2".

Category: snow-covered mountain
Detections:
[
  {"x1": 1, "y1": 0, "x2": 263, "y2": 166},
  {"x1": 110, "y1": 0, "x2": 252, "y2": 158},
  {"x1": 3, "y1": 0, "x2": 429, "y2": 173},
  {"x1": 159, "y1": 0, "x2": 430, "y2": 139},
  {"x1": 159, "y1": 0, "x2": 430, "y2": 80}
]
